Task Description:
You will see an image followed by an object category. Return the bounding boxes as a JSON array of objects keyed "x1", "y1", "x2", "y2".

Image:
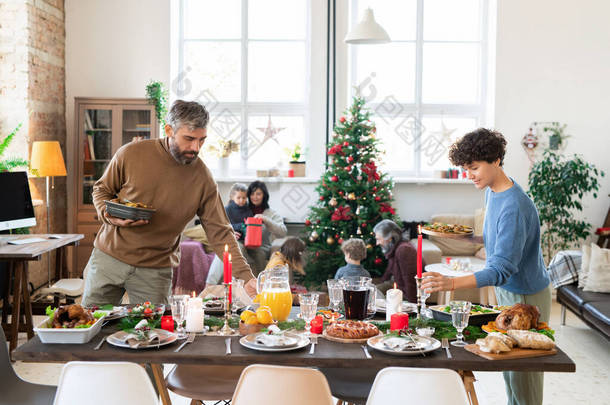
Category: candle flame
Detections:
[
  {"x1": 224, "y1": 244, "x2": 228, "y2": 252},
  {"x1": 393, "y1": 282, "x2": 397, "y2": 289},
  {"x1": 418, "y1": 224, "x2": 422, "y2": 234},
  {"x1": 191, "y1": 291, "x2": 196, "y2": 298}
]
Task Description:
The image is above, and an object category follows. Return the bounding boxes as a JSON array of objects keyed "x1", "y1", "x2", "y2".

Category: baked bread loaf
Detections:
[
  {"x1": 476, "y1": 332, "x2": 517, "y2": 353},
  {"x1": 495, "y1": 303, "x2": 540, "y2": 330},
  {"x1": 507, "y1": 330, "x2": 555, "y2": 350},
  {"x1": 325, "y1": 320, "x2": 379, "y2": 339}
]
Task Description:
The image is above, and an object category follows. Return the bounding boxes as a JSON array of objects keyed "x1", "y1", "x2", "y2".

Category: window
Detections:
[
  {"x1": 349, "y1": 0, "x2": 493, "y2": 177},
  {"x1": 176, "y1": 0, "x2": 311, "y2": 174}
]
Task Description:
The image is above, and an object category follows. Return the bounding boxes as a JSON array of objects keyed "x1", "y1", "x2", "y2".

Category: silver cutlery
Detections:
[
  {"x1": 361, "y1": 345, "x2": 372, "y2": 359},
  {"x1": 174, "y1": 332, "x2": 195, "y2": 352},
  {"x1": 225, "y1": 338, "x2": 232, "y2": 355},
  {"x1": 93, "y1": 336, "x2": 106, "y2": 350},
  {"x1": 442, "y1": 338, "x2": 452, "y2": 358},
  {"x1": 309, "y1": 335, "x2": 318, "y2": 355},
  {"x1": 405, "y1": 330, "x2": 426, "y2": 357}
]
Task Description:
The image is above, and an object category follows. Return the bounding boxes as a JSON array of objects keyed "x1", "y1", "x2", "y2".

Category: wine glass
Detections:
[
  {"x1": 231, "y1": 278, "x2": 245, "y2": 317},
  {"x1": 420, "y1": 275, "x2": 433, "y2": 319},
  {"x1": 169, "y1": 295, "x2": 189, "y2": 339},
  {"x1": 450, "y1": 300, "x2": 472, "y2": 347},
  {"x1": 326, "y1": 279, "x2": 344, "y2": 312},
  {"x1": 299, "y1": 293, "x2": 319, "y2": 337}
]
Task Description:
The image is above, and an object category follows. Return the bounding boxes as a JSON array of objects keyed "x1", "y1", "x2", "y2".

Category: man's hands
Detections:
[
  {"x1": 244, "y1": 278, "x2": 257, "y2": 297},
  {"x1": 103, "y1": 210, "x2": 149, "y2": 227}
]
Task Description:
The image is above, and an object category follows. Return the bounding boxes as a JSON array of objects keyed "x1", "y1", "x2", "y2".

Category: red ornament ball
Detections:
[
  {"x1": 319, "y1": 195, "x2": 324, "y2": 201},
  {"x1": 340, "y1": 116, "x2": 346, "y2": 123},
  {"x1": 373, "y1": 186, "x2": 378, "y2": 192},
  {"x1": 374, "y1": 258, "x2": 383, "y2": 265},
  {"x1": 338, "y1": 238, "x2": 344, "y2": 244},
  {"x1": 338, "y1": 191, "x2": 344, "y2": 196},
  {"x1": 305, "y1": 219, "x2": 311, "y2": 226},
  {"x1": 335, "y1": 234, "x2": 339, "y2": 239},
  {"x1": 375, "y1": 196, "x2": 381, "y2": 202},
  {"x1": 361, "y1": 223, "x2": 367, "y2": 228},
  {"x1": 331, "y1": 175, "x2": 339, "y2": 182},
  {"x1": 316, "y1": 219, "x2": 321, "y2": 224},
  {"x1": 343, "y1": 141, "x2": 349, "y2": 147},
  {"x1": 347, "y1": 156, "x2": 354, "y2": 163}
]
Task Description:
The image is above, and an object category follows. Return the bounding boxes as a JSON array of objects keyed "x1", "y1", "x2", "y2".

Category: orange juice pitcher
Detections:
[{"x1": 256, "y1": 265, "x2": 293, "y2": 321}]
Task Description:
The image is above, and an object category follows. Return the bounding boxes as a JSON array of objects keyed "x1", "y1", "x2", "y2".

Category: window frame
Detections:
[{"x1": 348, "y1": 0, "x2": 492, "y2": 178}]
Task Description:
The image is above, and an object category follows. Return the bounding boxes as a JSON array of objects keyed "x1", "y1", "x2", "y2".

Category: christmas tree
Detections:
[{"x1": 303, "y1": 97, "x2": 399, "y2": 286}]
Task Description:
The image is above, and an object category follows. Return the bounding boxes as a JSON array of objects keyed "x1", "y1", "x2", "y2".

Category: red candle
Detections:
[
  {"x1": 390, "y1": 313, "x2": 409, "y2": 331},
  {"x1": 161, "y1": 315, "x2": 174, "y2": 333},
  {"x1": 417, "y1": 225, "x2": 423, "y2": 278},
  {"x1": 228, "y1": 254, "x2": 233, "y2": 304},
  {"x1": 310, "y1": 315, "x2": 324, "y2": 334},
  {"x1": 223, "y1": 244, "x2": 230, "y2": 283}
]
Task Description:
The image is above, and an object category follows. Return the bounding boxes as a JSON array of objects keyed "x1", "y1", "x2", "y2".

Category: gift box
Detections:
[{"x1": 244, "y1": 217, "x2": 263, "y2": 248}]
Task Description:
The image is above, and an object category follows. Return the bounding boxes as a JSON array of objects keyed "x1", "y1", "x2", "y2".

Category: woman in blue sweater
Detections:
[{"x1": 422, "y1": 128, "x2": 551, "y2": 405}]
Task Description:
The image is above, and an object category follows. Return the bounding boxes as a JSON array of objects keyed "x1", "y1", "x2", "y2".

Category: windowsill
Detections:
[{"x1": 213, "y1": 175, "x2": 471, "y2": 185}]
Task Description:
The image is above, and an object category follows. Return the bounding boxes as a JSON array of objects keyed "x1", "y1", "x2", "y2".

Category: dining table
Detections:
[{"x1": 12, "y1": 316, "x2": 576, "y2": 405}]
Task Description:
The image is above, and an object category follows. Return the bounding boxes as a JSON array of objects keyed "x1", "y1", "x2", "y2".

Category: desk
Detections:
[
  {"x1": 0, "y1": 234, "x2": 83, "y2": 352},
  {"x1": 12, "y1": 322, "x2": 576, "y2": 405}
]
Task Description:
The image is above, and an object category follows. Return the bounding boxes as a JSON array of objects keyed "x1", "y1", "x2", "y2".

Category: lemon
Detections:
[
  {"x1": 256, "y1": 306, "x2": 273, "y2": 325},
  {"x1": 240, "y1": 310, "x2": 255, "y2": 322},
  {"x1": 244, "y1": 314, "x2": 259, "y2": 325}
]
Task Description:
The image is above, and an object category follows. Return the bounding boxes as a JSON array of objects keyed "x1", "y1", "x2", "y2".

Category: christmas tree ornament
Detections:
[
  {"x1": 329, "y1": 197, "x2": 338, "y2": 207},
  {"x1": 343, "y1": 141, "x2": 349, "y2": 147},
  {"x1": 356, "y1": 206, "x2": 361, "y2": 215},
  {"x1": 366, "y1": 244, "x2": 374, "y2": 250},
  {"x1": 338, "y1": 191, "x2": 344, "y2": 196},
  {"x1": 357, "y1": 228, "x2": 362, "y2": 235},
  {"x1": 340, "y1": 116, "x2": 346, "y2": 123},
  {"x1": 305, "y1": 219, "x2": 311, "y2": 226},
  {"x1": 348, "y1": 192, "x2": 356, "y2": 200},
  {"x1": 326, "y1": 236, "x2": 335, "y2": 245},
  {"x1": 338, "y1": 238, "x2": 344, "y2": 244},
  {"x1": 319, "y1": 195, "x2": 324, "y2": 201},
  {"x1": 309, "y1": 230, "x2": 319, "y2": 242},
  {"x1": 316, "y1": 252, "x2": 320, "y2": 257},
  {"x1": 331, "y1": 175, "x2": 339, "y2": 182},
  {"x1": 374, "y1": 196, "x2": 381, "y2": 202},
  {"x1": 357, "y1": 175, "x2": 363, "y2": 181},
  {"x1": 374, "y1": 257, "x2": 383, "y2": 265},
  {"x1": 335, "y1": 234, "x2": 339, "y2": 239},
  {"x1": 361, "y1": 222, "x2": 367, "y2": 227},
  {"x1": 347, "y1": 156, "x2": 354, "y2": 163}
]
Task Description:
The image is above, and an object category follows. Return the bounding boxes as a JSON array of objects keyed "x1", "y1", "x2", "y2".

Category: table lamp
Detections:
[{"x1": 30, "y1": 141, "x2": 67, "y2": 286}]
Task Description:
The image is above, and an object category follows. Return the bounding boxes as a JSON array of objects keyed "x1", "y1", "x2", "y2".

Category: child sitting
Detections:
[
  {"x1": 224, "y1": 183, "x2": 252, "y2": 240},
  {"x1": 334, "y1": 238, "x2": 371, "y2": 279},
  {"x1": 265, "y1": 237, "x2": 306, "y2": 284}
]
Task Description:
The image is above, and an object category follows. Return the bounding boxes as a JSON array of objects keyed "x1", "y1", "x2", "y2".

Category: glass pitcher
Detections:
[{"x1": 256, "y1": 265, "x2": 293, "y2": 321}]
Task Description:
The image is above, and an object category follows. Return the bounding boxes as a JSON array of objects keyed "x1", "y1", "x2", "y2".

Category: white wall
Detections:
[
  {"x1": 495, "y1": 0, "x2": 610, "y2": 236},
  {"x1": 65, "y1": 0, "x2": 170, "y2": 231},
  {"x1": 64, "y1": 0, "x2": 609, "y2": 228}
]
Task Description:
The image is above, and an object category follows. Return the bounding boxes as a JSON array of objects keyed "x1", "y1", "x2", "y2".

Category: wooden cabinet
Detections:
[{"x1": 72, "y1": 98, "x2": 159, "y2": 275}]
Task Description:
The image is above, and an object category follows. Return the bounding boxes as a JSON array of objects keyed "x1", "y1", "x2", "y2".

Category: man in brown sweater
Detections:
[{"x1": 81, "y1": 100, "x2": 255, "y2": 306}]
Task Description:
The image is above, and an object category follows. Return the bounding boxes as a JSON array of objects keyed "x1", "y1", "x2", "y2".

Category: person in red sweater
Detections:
[{"x1": 373, "y1": 219, "x2": 424, "y2": 303}]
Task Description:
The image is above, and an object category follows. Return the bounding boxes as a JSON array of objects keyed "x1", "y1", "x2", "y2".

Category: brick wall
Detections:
[{"x1": 0, "y1": 0, "x2": 66, "y2": 289}]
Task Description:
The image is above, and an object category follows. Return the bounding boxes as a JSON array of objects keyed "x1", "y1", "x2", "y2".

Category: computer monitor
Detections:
[{"x1": 0, "y1": 171, "x2": 37, "y2": 231}]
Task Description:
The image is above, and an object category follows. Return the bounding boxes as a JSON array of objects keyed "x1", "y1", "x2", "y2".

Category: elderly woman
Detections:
[
  {"x1": 373, "y1": 219, "x2": 423, "y2": 303},
  {"x1": 239, "y1": 181, "x2": 287, "y2": 275}
]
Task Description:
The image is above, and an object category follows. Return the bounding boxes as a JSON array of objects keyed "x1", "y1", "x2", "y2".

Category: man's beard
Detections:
[
  {"x1": 380, "y1": 240, "x2": 395, "y2": 254},
  {"x1": 169, "y1": 140, "x2": 198, "y2": 165}
]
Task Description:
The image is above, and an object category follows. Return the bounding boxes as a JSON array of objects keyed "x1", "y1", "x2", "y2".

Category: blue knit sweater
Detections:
[{"x1": 474, "y1": 180, "x2": 550, "y2": 294}]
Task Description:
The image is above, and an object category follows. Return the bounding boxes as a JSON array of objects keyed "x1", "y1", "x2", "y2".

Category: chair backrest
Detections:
[
  {"x1": 0, "y1": 326, "x2": 19, "y2": 383},
  {"x1": 366, "y1": 367, "x2": 470, "y2": 405},
  {"x1": 53, "y1": 362, "x2": 158, "y2": 405},
  {"x1": 232, "y1": 364, "x2": 334, "y2": 405}
]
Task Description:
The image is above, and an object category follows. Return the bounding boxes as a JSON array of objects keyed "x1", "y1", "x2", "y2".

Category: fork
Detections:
[
  {"x1": 361, "y1": 345, "x2": 372, "y2": 359},
  {"x1": 225, "y1": 338, "x2": 232, "y2": 355},
  {"x1": 442, "y1": 338, "x2": 452, "y2": 359},
  {"x1": 174, "y1": 332, "x2": 195, "y2": 352},
  {"x1": 93, "y1": 336, "x2": 106, "y2": 350},
  {"x1": 309, "y1": 335, "x2": 318, "y2": 355}
]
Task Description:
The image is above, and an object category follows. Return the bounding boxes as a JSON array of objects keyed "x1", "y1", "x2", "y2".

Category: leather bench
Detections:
[{"x1": 557, "y1": 281, "x2": 610, "y2": 341}]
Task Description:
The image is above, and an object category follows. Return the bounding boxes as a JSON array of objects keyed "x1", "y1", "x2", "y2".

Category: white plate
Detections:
[
  {"x1": 240, "y1": 332, "x2": 309, "y2": 352},
  {"x1": 367, "y1": 334, "x2": 441, "y2": 356},
  {"x1": 106, "y1": 329, "x2": 177, "y2": 349},
  {"x1": 375, "y1": 299, "x2": 417, "y2": 314}
]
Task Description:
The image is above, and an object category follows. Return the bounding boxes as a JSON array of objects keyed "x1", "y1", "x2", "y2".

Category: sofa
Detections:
[{"x1": 557, "y1": 282, "x2": 610, "y2": 339}]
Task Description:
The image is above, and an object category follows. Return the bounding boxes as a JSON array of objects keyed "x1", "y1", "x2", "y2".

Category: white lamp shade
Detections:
[{"x1": 344, "y1": 8, "x2": 390, "y2": 44}]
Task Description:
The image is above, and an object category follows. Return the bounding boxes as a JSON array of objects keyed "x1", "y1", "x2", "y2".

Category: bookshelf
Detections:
[{"x1": 72, "y1": 98, "x2": 159, "y2": 275}]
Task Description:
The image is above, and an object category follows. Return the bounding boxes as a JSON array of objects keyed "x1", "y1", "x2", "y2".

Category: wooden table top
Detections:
[
  {"x1": 12, "y1": 323, "x2": 576, "y2": 373},
  {"x1": 0, "y1": 234, "x2": 83, "y2": 259}
]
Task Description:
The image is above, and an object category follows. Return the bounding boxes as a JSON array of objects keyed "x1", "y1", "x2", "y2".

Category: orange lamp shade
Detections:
[{"x1": 30, "y1": 141, "x2": 67, "y2": 177}]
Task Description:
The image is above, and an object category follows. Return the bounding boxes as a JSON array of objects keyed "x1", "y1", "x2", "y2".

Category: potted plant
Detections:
[
  {"x1": 145, "y1": 80, "x2": 168, "y2": 130},
  {"x1": 542, "y1": 122, "x2": 569, "y2": 151},
  {"x1": 0, "y1": 123, "x2": 28, "y2": 172},
  {"x1": 528, "y1": 148, "x2": 604, "y2": 263},
  {"x1": 205, "y1": 139, "x2": 240, "y2": 176},
  {"x1": 288, "y1": 142, "x2": 306, "y2": 177}
]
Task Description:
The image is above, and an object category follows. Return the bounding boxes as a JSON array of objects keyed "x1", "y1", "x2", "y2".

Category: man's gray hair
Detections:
[
  {"x1": 166, "y1": 100, "x2": 209, "y2": 130},
  {"x1": 373, "y1": 219, "x2": 404, "y2": 245}
]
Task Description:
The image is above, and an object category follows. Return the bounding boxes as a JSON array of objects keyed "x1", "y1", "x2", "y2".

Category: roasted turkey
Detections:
[
  {"x1": 51, "y1": 304, "x2": 94, "y2": 328},
  {"x1": 494, "y1": 303, "x2": 540, "y2": 330}
]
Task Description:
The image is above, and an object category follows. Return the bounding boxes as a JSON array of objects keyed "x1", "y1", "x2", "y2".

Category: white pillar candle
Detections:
[
  {"x1": 185, "y1": 296, "x2": 204, "y2": 332},
  {"x1": 386, "y1": 288, "x2": 403, "y2": 321}
]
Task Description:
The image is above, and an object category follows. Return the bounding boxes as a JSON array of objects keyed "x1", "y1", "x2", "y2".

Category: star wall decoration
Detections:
[{"x1": 256, "y1": 115, "x2": 286, "y2": 145}]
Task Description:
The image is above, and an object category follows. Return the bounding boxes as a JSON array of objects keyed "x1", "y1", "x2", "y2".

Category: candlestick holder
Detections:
[
  {"x1": 414, "y1": 275, "x2": 423, "y2": 320},
  {"x1": 219, "y1": 282, "x2": 234, "y2": 335}
]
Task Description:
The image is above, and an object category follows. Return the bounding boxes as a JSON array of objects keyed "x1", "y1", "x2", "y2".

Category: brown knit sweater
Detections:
[
  {"x1": 92, "y1": 138, "x2": 253, "y2": 281},
  {"x1": 381, "y1": 240, "x2": 424, "y2": 303}
]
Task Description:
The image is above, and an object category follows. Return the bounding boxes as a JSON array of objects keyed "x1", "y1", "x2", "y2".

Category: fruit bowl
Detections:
[{"x1": 238, "y1": 320, "x2": 278, "y2": 336}]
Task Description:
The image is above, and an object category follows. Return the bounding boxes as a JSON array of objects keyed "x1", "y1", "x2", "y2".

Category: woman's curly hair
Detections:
[{"x1": 448, "y1": 128, "x2": 507, "y2": 167}]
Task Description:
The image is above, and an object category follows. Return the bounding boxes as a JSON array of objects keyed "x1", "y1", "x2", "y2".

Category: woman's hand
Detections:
[
  {"x1": 421, "y1": 272, "x2": 454, "y2": 293},
  {"x1": 234, "y1": 231, "x2": 242, "y2": 240},
  {"x1": 254, "y1": 214, "x2": 267, "y2": 223}
]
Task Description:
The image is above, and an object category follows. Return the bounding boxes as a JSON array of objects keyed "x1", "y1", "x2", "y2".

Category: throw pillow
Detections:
[
  {"x1": 583, "y1": 244, "x2": 610, "y2": 293},
  {"x1": 183, "y1": 225, "x2": 212, "y2": 252},
  {"x1": 577, "y1": 244, "x2": 592, "y2": 289},
  {"x1": 474, "y1": 208, "x2": 486, "y2": 237}
]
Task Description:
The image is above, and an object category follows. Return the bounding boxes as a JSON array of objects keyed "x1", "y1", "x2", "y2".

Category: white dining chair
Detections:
[
  {"x1": 53, "y1": 361, "x2": 158, "y2": 405},
  {"x1": 232, "y1": 364, "x2": 334, "y2": 405},
  {"x1": 366, "y1": 367, "x2": 470, "y2": 405}
]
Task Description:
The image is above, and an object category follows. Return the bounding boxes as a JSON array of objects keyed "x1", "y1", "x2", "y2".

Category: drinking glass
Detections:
[
  {"x1": 450, "y1": 300, "x2": 472, "y2": 347},
  {"x1": 299, "y1": 293, "x2": 319, "y2": 337},
  {"x1": 326, "y1": 279, "x2": 344, "y2": 312},
  {"x1": 231, "y1": 278, "x2": 245, "y2": 317},
  {"x1": 169, "y1": 295, "x2": 189, "y2": 338},
  {"x1": 359, "y1": 276, "x2": 377, "y2": 319},
  {"x1": 420, "y1": 275, "x2": 433, "y2": 319}
]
